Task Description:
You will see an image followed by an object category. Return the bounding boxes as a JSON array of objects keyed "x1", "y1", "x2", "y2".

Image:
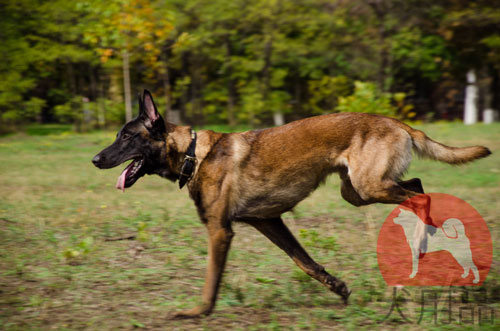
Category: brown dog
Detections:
[{"x1": 92, "y1": 90, "x2": 491, "y2": 318}]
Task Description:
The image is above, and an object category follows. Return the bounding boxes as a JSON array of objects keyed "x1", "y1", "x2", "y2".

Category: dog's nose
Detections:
[{"x1": 92, "y1": 154, "x2": 102, "y2": 167}]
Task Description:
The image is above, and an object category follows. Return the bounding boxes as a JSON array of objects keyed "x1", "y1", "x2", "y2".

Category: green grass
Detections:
[
  {"x1": 0, "y1": 123, "x2": 499, "y2": 330},
  {"x1": 24, "y1": 124, "x2": 74, "y2": 136}
]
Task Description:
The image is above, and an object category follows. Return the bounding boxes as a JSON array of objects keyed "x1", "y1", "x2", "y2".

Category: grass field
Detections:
[{"x1": 1, "y1": 122, "x2": 499, "y2": 330}]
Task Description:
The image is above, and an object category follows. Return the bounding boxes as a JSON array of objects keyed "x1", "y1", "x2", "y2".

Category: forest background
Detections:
[
  {"x1": 1, "y1": 0, "x2": 500, "y2": 131},
  {"x1": 2, "y1": 1, "x2": 500, "y2": 329}
]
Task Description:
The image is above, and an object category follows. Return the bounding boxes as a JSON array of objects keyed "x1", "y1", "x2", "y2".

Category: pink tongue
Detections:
[
  {"x1": 116, "y1": 162, "x2": 134, "y2": 192},
  {"x1": 116, "y1": 170, "x2": 127, "y2": 192}
]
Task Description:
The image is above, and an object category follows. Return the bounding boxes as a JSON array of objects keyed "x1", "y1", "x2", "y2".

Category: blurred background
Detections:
[
  {"x1": 1, "y1": 0, "x2": 500, "y2": 131},
  {"x1": 1, "y1": 1, "x2": 499, "y2": 329}
]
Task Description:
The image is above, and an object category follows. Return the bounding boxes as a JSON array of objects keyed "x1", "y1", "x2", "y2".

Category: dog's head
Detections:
[{"x1": 92, "y1": 90, "x2": 175, "y2": 191}]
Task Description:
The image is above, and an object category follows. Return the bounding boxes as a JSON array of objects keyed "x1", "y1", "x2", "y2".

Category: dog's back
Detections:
[
  {"x1": 227, "y1": 113, "x2": 407, "y2": 218},
  {"x1": 216, "y1": 113, "x2": 490, "y2": 219}
]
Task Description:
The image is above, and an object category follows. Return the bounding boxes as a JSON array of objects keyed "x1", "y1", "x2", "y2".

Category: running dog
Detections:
[{"x1": 92, "y1": 90, "x2": 490, "y2": 318}]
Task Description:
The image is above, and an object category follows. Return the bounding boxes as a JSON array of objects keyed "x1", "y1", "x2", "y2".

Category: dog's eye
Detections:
[{"x1": 121, "y1": 132, "x2": 131, "y2": 140}]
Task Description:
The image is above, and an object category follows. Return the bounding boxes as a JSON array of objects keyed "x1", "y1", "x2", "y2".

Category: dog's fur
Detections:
[{"x1": 92, "y1": 90, "x2": 490, "y2": 318}]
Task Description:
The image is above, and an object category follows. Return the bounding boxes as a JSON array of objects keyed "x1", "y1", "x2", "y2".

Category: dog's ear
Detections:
[{"x1": 141, "y1": 89, "x2": 160, "y2": 128}]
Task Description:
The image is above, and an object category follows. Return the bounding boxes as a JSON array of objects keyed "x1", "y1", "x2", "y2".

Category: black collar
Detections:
[{"x1": 179, "y1": 129, "x2": 197, "y2": 189}]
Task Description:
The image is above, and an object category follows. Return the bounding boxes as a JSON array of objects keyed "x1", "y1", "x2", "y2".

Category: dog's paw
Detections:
[
  {"x1": 169, "y1": 312, "x2": 199, "y2": 320},
  {"x1": 168, "y1": 305, "x2": 212, "y2": 320},
  {"x1": 341, "y1": 289, "x2": 352, "y2": 305},
  {"x1": 169, "y1": 310, "x2": 202, "y2": 320},
  {"x1": 409, "y1": 272, "x2": 417, "y2": 279}
]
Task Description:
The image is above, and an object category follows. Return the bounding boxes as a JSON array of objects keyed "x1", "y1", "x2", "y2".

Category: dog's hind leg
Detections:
[
  {"x1": 369, "y1": 182, "x2": 433, "y2": 255},
  {"x1": 339, "y1": 169, "x2": 370, "y2": 207},
  {"x1": 398, "y1": 178, "x2": 424, "y2": 194},
  {"x1": 351, "y1": 174, "x2": 433, "y2": 255},
  {"x1": 345, "y1": 131, "x2": 423, "y2": 206},
  {"x1": 245, "y1": 218, "x2": 351, "y2": 303}
]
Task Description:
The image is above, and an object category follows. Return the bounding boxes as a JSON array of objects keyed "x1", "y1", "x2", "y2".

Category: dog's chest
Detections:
[{"x1": 231, "y1": 184, "x2": 316, "y2": 220}]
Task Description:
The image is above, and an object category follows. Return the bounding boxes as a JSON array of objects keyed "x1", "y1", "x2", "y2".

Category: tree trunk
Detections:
[
  {"x1": 493, "y1": 68, "x2": 500, "y2": 112},
  {"x1": 262, "y1": 36, "x2": 285, "y2": 126},
  {"x1": 480, "y1": 66, "x2": 493, "y2": 111},
  {"x1": 97, "y1": 71, "x2": 106, "y2": 128},
  {"x1": 89, "y1": 65, "x2": 98, "y2": 128},
  {"x1": 225, "y1": 36, "x2": 236, "y2": 128},
  {"x1": 262, "y1": 37, "x2": 272, "y2": 103},
  {"x1": 367, "y1": 0, "x2": 389, "y2": 91},
  {"x1": 378, "y1": 25, "x2": 389, "y2": 92},
  {"x1": 262, "y1": 37, "x2": 284, "y2": 127},
  {"x1": 189, "y1": 54, "x2": 205, "y2": 127},
  {"x1": 464, "y1": 69, "x2": 478, "y2": 125},
  {"x1": 122, "y1": 49, "x2": 133, "y2": 122},
  {"x1": 67, "y1": 61, "x2": 77, "y2": 96},
  {"x1": 160, "y1": 52, "x2": 172, "y2": 122},
  {"x1": 293, "y1": 71, "x2": 302, "y2": 118},
  {"x1": 89, "y1": 65, "x2": 98, "y2": 101},
  {"x1": 273, "y1": 112, "x2": 284, "y2": 126}
]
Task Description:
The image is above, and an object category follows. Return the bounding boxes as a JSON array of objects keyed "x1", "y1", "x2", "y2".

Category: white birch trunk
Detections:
[
  {"x1": 273, "y1": 111, "x2": 284, "y2": 126},
  {"x1": 122, "y1": 49, "x2": 132, "y2": 122},
  {"x1": 464, "y1": 69, "x2": 478, "y2": 125}
]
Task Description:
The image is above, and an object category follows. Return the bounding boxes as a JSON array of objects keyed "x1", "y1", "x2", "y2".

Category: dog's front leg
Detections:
[
  {"x1": 171, "y1": 219, "x2": 234, "y2": 319},
  {"x1": 245, "y1": 218, "x2": 351, "y2": 303}
]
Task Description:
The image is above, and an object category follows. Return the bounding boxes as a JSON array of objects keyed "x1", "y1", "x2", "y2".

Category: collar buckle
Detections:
[
  {"x1": 179, "y1": 130, "x2": 197, "y2": 189},
  {"x1": 179, "y1": 155, "x2": 197, "y2": 178}
]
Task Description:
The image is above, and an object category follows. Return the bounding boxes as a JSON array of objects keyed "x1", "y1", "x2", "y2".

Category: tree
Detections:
[
  {"x1": 2, "y1": 0, "x2": 499, "y2": 129},
  {"x1": 440, "y1": 0, "x2": 500, "y2": 113},
  {"x1": 82, "y1": 0, "x2": 175, "y2": 122},
  {"x1": 0, "y1": 0, "x2": 94, "y2": 129}
]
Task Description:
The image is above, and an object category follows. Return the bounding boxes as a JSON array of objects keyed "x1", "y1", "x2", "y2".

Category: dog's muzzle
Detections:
[{"x1": 92, "y1": 154, "x2": 103, "y2": 167}]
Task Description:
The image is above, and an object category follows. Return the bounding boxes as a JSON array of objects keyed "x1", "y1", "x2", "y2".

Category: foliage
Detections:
[
  {"x1": 0, "y1": 0, "x2": 93, "y2": 127},
  {"x1": 336, "y1": 81, "x2": 395, "y2": 117},
  {"x1": 336, "y1": 81, "x2": 415, "y2": 119},
  {"x1": 391, "y1": 27, "x2": 450, "y2": 82},
  {"x1": 308, "y1": 76, "x2": 353, "y2": 114},
  {"x1": 81, "y1": 0, "x2": 175, "y2": 74},
  {"x1": 1, "y1": 0, "x2": 500, "y2": 130}
]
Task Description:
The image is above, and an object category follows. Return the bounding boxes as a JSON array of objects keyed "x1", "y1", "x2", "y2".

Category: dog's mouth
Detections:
[{"x1": 116, "y1": 158, "x2": 146, "y2": 192}]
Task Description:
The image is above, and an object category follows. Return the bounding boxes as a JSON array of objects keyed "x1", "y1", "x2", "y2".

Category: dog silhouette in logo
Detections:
[{"x1": 393, "y1": 208, "x2": 479, "y2": 283}]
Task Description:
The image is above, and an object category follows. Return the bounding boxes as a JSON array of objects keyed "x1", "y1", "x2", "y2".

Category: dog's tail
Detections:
[
  {"x1": 441, "y1": 218, "x2": 466, "y2": 239},
  {"x1": 408, "y1": 129, "x2": 491, "y2": 164}
]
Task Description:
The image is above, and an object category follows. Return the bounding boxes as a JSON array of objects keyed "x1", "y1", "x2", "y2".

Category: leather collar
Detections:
[{"x1": 179, "y1": 129, "x2": 197, "y2": 189}]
